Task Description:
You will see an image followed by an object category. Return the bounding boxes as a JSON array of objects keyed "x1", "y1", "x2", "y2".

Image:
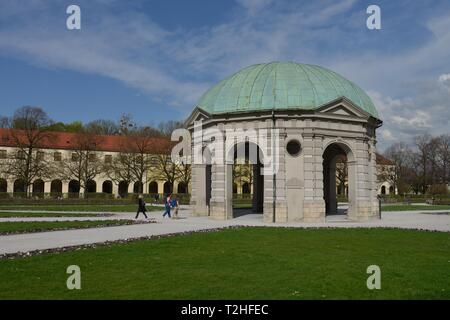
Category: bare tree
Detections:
[
  {"x1": 1, "y1": 107, "x2": 54, "y2": 196},
  {"x1": 0, "y1": 116, "x2": 10, "y2": 128},
  {"x1": 152, "y1": 154, "x2": 177, "y2": 194},
  {"x1": 85, "y1": 119, "x2": 119, "y2": 135},
  {"x1": 57, "y1": 131, "x2": 104, "y2": 198},
  {"x1": 437, "y1": 134, "x2": 450, "y2": 184},
  {"x1": 105, "y1": 127, "x2": 158, "y2": 194},
  {"x1": 414, "y1": 135, "x2": 433, "y2": 194},
  {"x1": 384, "y1": 142, "x2": 416, "y2": 195},
  {"x1": 335, "y1": 155, "x2": 347, "y2": 195},
  {"x1": 158, "y1": 120, "x2": 184, "y2": 137}
]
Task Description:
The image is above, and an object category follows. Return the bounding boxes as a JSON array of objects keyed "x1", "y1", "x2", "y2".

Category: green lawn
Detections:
[
  {"x1": 0, "y1": 220, "x2": 140, "y2": 235},
  {"x1": 0, "y1": 227, "x2": 449, "y2": 299},
  {"x1": 0, "y1": 204, "x2": 163, "y2": 212},
  {"x1": 0, "y1": 212, "x2": 108, "y2": 218},
  {"x1": 382, "y1": 204, "x2": 450, "y2": 211}
]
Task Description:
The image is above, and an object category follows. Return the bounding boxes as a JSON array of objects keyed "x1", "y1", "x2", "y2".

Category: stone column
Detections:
[
  {"x1": 191, "y1": 164, "x2": 208, "y2": 216},
  {"x1": 347, "y1": 159, "x2": 357, "y2": 220},
  {"x1": 7, "y1": 179, "x2": 13, "y2": 194},
  {"x1": 44, "y1": 181, "x2": 51, "y2": 195},
  {"x1": 262, "y1": 124, "x2": 287, "y2": 223},
  {"x1": 112, "y1": 182, "x2": 119, "y2": 198},
  {"x1": 62, "y1": 181, "x2": 69, "y2": 193},
  {"x1": 327, "y1": 161, "x2": 337, "y2": 215},
  {"x1": 209, "y1": 136, "x2": 231, "y2": 220},
  {"x1": 302, "y1": 133, "x2": 325, "y2": 222}
]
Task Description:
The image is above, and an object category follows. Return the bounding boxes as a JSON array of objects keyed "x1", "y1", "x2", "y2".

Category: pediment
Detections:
[
  {"x1": 315, "y1": 97, "x2": 371, "y2": 119},
  {"x1": 185, "y1": 107, "x2": 211, "y2": 127}
]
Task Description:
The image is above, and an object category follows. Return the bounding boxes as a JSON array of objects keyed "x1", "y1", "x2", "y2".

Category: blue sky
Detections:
[{"x1": 1, "y1": 0, "x2": 450, "y2": 149}]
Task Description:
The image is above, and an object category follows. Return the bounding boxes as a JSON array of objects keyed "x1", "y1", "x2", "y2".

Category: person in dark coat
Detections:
[{"x1": 135, "y1": 195, "x2": 148, "y2": 219}]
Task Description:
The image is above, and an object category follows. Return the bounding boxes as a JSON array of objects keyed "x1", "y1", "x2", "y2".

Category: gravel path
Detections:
[{"x1": 1, "y1": 208, "x2": 450, "y2": 255}]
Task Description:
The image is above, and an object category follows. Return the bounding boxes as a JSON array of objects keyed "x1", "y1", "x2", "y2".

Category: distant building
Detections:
[
  {"x1": 376, "y1": 153, "x2": 396, "y2": 196},
  {"x1": 0, "y1": 128, "x2": 188, "y2": 197}
]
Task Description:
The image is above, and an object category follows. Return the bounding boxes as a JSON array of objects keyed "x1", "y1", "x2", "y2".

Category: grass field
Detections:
[
  {"x1": 0, "y1": 227, "x2": 449, "y2": 299},
  {"x1": 0, "y1": 212, "x2": 109, "y2": 218},
  {"x1": 0, "y1": 204, "x2": 163, "y2": 212},
  {"x1": 382, "y1": 204, "x2": 450, "y2": 211},
  {"x1": 0, "y1": 220, "x2": 139, "y2": 235}
]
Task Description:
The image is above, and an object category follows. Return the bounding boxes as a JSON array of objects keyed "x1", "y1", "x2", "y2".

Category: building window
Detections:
[
  {"x1": 286, "y1": 139, "x2": 301, "y2": 157},
  {"x1": 104, "y1": 155, "x2": 112, "y2": 164},
  {"x1": 88, "y1": 153, "x2": 97, "y2": 161},
  {"x1": 71, "y1": 153, "x2": 79, "y2": 162},
  {"x1": 17, "y1": 150, "x2": 25, "y2": 159},
  {"x1": 53, "y1": 152, "x2": 62, "y2": 162},
  {"x1": 0, "y1": 150, "x2": 6, "y2": 159},
  {"x1": 36, "y1": 151, "x2": 45, "y2": 161}
]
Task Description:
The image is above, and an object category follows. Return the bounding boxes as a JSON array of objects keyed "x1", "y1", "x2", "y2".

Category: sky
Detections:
[{"x1": 0, "y1": 0, "x2": 449, "y2": 150}]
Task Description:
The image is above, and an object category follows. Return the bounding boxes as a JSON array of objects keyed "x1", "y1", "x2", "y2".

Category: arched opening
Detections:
[
  {"x1": 163, "y1": 182, "x2": 172, "y2": 195},
  {"x1": 389, "y1": 186, "x2": 394, "y2": 194},
  {"x1": 229, "y1": 141, "x2": 264, "y2": 218},
  {"x1": 13, "y1": 179, "x2": 26, "y2": 196},
  {"x1": 177, "y1": 182, "x2": 187, "y2": 194},
  {"x1": 50, "y1": 180, "x2": 62, "y2": 197},
  {"x1": 102, "y1": 180, "x2": 113, "y2": 194},
  {"x1": 32, "y1": 179, "x2": 45, "y2": 197},
  {"x1": 68, "y1": 180, "x2": 80, "y2": 198},
  {"x1": 381, "y1": 185, "x2": 386, "y2": 195},
  {"x1": 148, "y1": 181, "x2": 158, "y2": 194},
  {"x1": 118, "y1": 181, "x2": 128, "y2": 198},
  {"x1": 323, "y1": 142, "x2": 355, "y2": 217},
  {"x1": 242, "y1": 182, "x2": 250, "y2": 194},
  {"x1": 86, "y1": 180, "x2": 96, "y2": 193},
  {"x1": 0, "y1": 179, "x2": 7, "y2": 193},
  {"x1": 133, "y1": 181, "x2": 143, "y2": 194}
]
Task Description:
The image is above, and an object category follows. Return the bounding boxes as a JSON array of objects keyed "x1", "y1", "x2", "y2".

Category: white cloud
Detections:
[
  {"x1": 0, "y1": 0, "x2": 449, "y2": 150},
  {"x1": 235, "y1": 0, "x2": 273, "y2": 14},
  {"x1": 438, "y1": 74, "x2": 450, "y2": 82},
  {"x1": 381, "y1": 129, "x2": 394, "y2": 141}
]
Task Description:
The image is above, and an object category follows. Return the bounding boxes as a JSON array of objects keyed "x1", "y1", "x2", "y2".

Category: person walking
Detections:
[
  {"x1": 135, "y1": 195, "x2": 148, "y2": 219},
  {"x1": 163, "y1": 193, "x2": 172, "y2": 218},
  {"x1": 171, "y1": 197, "x2": 179, "y2": 219}
]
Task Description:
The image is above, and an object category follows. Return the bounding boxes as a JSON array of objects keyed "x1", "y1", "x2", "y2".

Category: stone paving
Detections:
[{"x1": 1, "y1": 206, "x2": 450, "y2": 255}]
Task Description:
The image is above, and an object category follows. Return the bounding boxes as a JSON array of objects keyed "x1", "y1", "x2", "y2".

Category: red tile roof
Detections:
[
  {"x1": 0, "y1": 128, "x2": 173, "y2": 154},
  {"x1": 376, "y1": 153, "x2": 394, "y2": 165},
  {"x1": 0, "y1": 128, "x2": 396, "y2": 165}
]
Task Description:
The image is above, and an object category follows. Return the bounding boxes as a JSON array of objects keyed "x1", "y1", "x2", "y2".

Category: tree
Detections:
[
  {"x1": 415, "y1": 134, "x2": 432, "y2": 194},
  {"x1": 152, "y1": 154, "x2": 177, "y2": 194},
  {"x1": 57, "y1": 130, "x2": 104, "y2": 198},
  {"x1": 46, "y1": 121, "x2": 83, "y2": 133},
  {"x1": 1, "y1": 107, "x2": 54, "y2": 196},
  {"x1": 437, "y1": 134, "x2": 450, "y2": 185},
  {"x1": 384, "y1": 142, "x2": 415, "y2": 195},
  {"x1": 335, "y1": 155, "x2": 347, "y2": 196},
  {"x1": 105, "y1": 127, "x2": 158, "y2": 194},
  {"x1": 233, "y1": 163, "x2": 253, "y2": 191},
  {"x1": 85, "y1": 119, "x2": 119, "y2": 135},
  {"x1": 0, "y1": 116, "x2": 9, "y2": 128},
  {"x1": 158, "y1": 120, "x2": 184, "y2": 137}
]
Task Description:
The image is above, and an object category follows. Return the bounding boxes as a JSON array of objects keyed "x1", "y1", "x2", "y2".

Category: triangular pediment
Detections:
[
  {"x1": 315, "y1": 97, "x2": 371, "y2": 119},
  {"x1": 185, "y1": 107, "x2": 211, "y2": 127}
]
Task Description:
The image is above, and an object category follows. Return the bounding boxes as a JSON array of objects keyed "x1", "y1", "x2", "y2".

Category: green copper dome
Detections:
[{"x1": 197, "y1": 61, "x2": 379, "y2": 119}]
